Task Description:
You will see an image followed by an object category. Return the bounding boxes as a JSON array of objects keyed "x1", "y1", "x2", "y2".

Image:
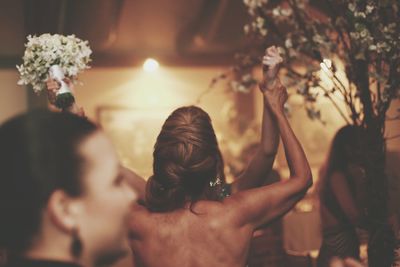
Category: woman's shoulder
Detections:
[{"x1": 328, "y1": 171, "x2": 347, "y2": 183}]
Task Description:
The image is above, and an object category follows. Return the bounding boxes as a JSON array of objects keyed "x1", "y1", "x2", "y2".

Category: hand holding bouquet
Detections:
[
  {"x1": 260, "y1": 46, "x2": 283, "y2": 92},
  {"x1": 17, "y1": 34, "x2": 92, "y2": 109}
]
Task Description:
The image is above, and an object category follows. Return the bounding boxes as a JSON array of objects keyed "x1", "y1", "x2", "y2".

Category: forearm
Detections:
[
  {"x1": 275, "y1": 112, "x2": 312, "y2": 184},
  {"x1": 231, "y1": 99, "x2": 279, "y2": 192},
  {"x1": 260, "y1": 98, "x2": 279, "y2": 156}
]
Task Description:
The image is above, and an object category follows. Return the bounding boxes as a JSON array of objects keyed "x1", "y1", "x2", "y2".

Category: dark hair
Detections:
[
  {"x1": 0, "y1": 110, "x2": 98, "y2": 252},
  {"x1": 318, "y1": 125, "x2": 364, "y2": 195},
  {"x1": 145, "y1": 106, "x2": 225, "y2": 212}
]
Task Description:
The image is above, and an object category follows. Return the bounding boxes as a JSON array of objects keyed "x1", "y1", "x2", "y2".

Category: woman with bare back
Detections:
[
  {"x1": 127, "y1": 47, "x2": 312, "y2": 267},
  {"x1": 47, "y1": 46, "x2": 312, "y2": 267}
]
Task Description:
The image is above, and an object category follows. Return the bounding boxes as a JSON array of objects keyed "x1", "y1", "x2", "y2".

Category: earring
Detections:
[{"x1": 71, "y1": 228, "x2": 83, "y2": 258}]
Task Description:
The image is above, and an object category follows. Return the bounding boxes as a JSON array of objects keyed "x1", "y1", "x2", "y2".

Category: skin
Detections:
[{"x1": 23, "y1": 131, "x2": 137, "y2": 267}]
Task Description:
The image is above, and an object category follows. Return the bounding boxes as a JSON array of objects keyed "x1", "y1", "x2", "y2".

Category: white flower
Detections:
[
  {"x1": 243, "y1": 0, "x2": 268, "y2": 15},
  {"x1": 348, "y1": 3, "x2": 356, "y2": 12},
  {"x1": 281, "y1": 8, "x2": 292, "y2": 16},
  {"x1": 313, "y1": 34, "x2": 324, "y2": 44},
  {"x1": 244, "y1": 24, "x2": 251, "y2": 34},
  {"x1": 256, "y1": 16, "x2": 265, "y2": 27},
  {"x1": 272, "y1": 7, "x2": 280, "y2": 17},
  {"x1": 16, "y1": 34, "x2": 92, "y2": 93},
  {"x1": 354, "y1": 12, "x2": 366, "y2": 18},
  {"x1": 366, "y1": 5, "x2": 374, "y2": 14},
  {"x1": 369, "y1": 45, "x2": 377, "y2": 51},
  {"x1": 350, "y1": 32, "x2": 360, "y2": 40},
  {"x1": 259, "y1": 28, "x2": 268, "y2": 36},
  {"x1": 360, "y1": 29, "x2": 369, "y2": 38},
  {"x1": 285, "y1": 38, "x2": 293, "y2": 48}
]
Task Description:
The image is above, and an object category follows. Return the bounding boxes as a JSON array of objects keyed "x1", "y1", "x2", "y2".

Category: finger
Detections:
[
  {"x1": 263, "y1": 60, "x2": 276, "y2": 66},
  {"x1": 263, "y1": 59, "x2": 277, "y2": 66},
  {"x1": 263, "y1": 56, "x2": 274, "y2": 63},
  {"x1": 63, "y1": 78, "x2": 72, "y2": 85},
  {"x1": 267, "y1": 46, "x2": 278, "y2": 56},
  {"x1": 47, "y1": 82, "x2": 60, "y2": 91},
  {"x1": 266, "y1": 46, "x2": 276, "y2": 54}
]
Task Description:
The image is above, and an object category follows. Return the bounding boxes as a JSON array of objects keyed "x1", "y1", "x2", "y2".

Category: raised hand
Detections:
[
  {"x1": 46, "y1": 78, "x2": 75, "y2": 104},
  {"x1": 263, "y1": 79, "x2": 288, "y2": 115},
  {"x1": 46, "y1": 79, "x2": 60, "y2": 105},
  {"x1": 260, "y1": 46, "x2": 283, "y2": 91},
  {"x1": 45, "y1": 78, "x2": 84, "y2": 117}
]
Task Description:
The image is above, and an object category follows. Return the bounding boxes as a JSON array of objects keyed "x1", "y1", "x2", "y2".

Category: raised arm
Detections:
[
  {"x1": 231, "y1": 46, "x2": 282, "y2": 192},
  {"x1": 224, "y1": 80, "x2": 312, "y2": 229}
]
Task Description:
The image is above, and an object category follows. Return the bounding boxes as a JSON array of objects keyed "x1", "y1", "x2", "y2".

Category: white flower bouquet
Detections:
[{"x1": 17, "y1": 34, "x2": 92, "y2": 109}]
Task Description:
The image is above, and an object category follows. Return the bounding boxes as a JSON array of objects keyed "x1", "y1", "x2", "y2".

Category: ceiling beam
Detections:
[{"x1": 23, "y1": 0, "x2": 67, "y2": 35}]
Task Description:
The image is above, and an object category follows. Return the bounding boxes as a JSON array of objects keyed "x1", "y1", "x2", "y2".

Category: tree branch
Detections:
[{"x1": 318, "y1": 82, "x2": 351, "y2": 124}]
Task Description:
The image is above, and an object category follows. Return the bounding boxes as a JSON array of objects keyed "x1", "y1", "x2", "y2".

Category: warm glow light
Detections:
[
  {"x1": 143, "y1": 58, "x2": 159, "y2": 72},
  {"x1": 320, "y1": 58, "x2": 333, "y2": 78},
  {"x1": 323, "y1": 58, "x2": 332, "y2": 68}
]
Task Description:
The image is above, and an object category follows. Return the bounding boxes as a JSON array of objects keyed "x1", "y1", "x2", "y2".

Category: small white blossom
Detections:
[
  {"x1": 366, "y1": 4, "x2": 374, "y2": 14},
  {"x1": 360, "y1": 29, "x2": 369, "y2": 38},
  {"x1": 281, "y1": 8, "x2": 292, "y2": 16},
  {"x1": 354, "y1": 12, "x2": 366, "y2": 18},
  {"x1": 272, "y1": 7, "x2": 280, "y2": 17},
  {"x1": 313, "y1": 34, "x2": 325, "y2": 44},
  {"x1": 285, "y1": 38, "x2": 293, "y2": 48},
  {"x1": 256, "y1": 17, "x2": 265, "y2": 27},
  {"x1": 243, "y1": 0, "x2": 268, "y2": 15},
  {"x1": 259, "y1": 28, "x2": 268, "y2": 36},
  {"x1": 350, "y1": 32, "x2": 360, "y2": 40},
  {"x1": 244, "y1": 24, "x2": 251, "y2": 34},
  {"x1": 348, "y1": 3, "x2": 356, "y2": 12}
]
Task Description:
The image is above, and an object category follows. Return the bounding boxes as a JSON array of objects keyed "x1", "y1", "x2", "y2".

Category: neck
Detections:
[
  {"x1": 23, "y1": 238, "x2": 92, "y2": 267},
  {"x1": 24, "y1": 248, "x2": 77, "y2": 265}
]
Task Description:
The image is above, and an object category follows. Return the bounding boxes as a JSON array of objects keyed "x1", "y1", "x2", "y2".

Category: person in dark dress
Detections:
[
  {"x1": 0, "y1": 110, "x2": 137, "y2": 267},
  {"x1": 317, "y1": 125, "x2": 367, "y2": 266}
]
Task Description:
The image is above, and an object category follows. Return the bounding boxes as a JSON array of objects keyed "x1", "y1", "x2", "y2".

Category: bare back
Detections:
[{"x1": 130, "y1": 201, "x2": 253, "y2": 267}]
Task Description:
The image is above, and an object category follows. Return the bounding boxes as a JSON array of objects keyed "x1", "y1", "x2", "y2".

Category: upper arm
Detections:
[
  {"x1": 224, "y1": 175, "x2": 311, "y2": 229},
  {"x1": 230, "y1": 148, "x2": 276, "y2": 193},
  {"x1": 329, "y1": 172, "x2": 361, "y2": 224},
  {"x1": 121, "y1": 166, "x2": 146, "y2": 203}
]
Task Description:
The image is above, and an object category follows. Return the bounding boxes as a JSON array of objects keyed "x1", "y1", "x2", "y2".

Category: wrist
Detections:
[{"x1": 264, "y1": 79, "x2": 277, "y2": 90}]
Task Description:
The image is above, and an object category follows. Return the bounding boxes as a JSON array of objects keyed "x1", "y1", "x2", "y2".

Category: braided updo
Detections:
[{"x1": 145, "y1": 106, "x2": 225, "y2": 212}]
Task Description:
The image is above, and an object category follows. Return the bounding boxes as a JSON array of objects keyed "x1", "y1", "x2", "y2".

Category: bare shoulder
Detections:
[
  {"x1": 129, "y1": 203, "x2": 154, "y2": 237},
  {"x1": 192, "y1": 199, "x2": 253, "y2": 232}
]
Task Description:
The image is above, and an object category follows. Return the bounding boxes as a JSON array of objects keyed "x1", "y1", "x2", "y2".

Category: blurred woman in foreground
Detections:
[{"x1": 0, "y1": 110, "x2": 137, "y2": 267}]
